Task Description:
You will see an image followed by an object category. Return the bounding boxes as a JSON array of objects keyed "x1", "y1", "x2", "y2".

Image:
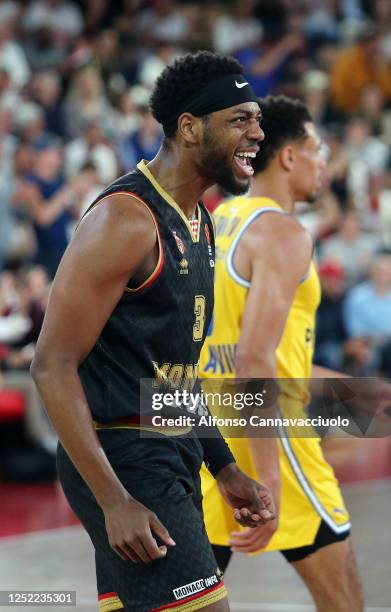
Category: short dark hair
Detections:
[
  {"x1": 150, "y1": 51, "x2": 243, "y2": 137},
  {"x1": 254, "y1": 96, "x2": 312, "y2": 173}
]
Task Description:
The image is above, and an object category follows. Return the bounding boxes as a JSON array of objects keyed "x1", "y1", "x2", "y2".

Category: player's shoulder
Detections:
[
  {"x1": 245, "y1": 208, "x2": 313, "y2": 262},
  {"x1": 250, "y1": 208, "x2": 310, "y2": 242},
  {"x1": 75, "y1": 175, "x2": 157, "y2": 251}
]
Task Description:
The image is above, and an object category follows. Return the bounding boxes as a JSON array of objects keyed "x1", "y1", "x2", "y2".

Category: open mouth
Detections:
[{"x1": 233, "y1": 151, "x2": 256, "y2": 179}]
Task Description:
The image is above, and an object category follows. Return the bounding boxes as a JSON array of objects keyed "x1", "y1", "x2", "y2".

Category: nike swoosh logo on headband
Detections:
[{"x1": 235, "y1": 80, "x2": 249, "y2": 88}]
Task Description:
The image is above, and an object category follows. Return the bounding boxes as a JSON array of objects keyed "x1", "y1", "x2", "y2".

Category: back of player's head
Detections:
[
  {"x1": 150, "y1": 51, "x2": 244, "y2": 139},
  {"x1": 254, "y1": 96, "x2": 312, "y2": 173}
]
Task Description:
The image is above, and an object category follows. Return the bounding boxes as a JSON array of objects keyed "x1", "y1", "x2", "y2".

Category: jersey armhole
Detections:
[
  {"x1": 227, "y1": 207, "x2": 286, "y2": 288},
  {"x1": 77, "y1": 190, "x2": 164, "y2": 293},
  {"x1": 300, "y1": 239, "x2": 315, "y2": 283},
  {"x1": 123, "y1": 193, "x2": 164, "y2": 293}
]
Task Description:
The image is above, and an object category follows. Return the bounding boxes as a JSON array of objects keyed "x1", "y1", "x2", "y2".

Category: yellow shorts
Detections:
[{"x1": 202, "y1": 400, "x2": 351, "y2": 552}]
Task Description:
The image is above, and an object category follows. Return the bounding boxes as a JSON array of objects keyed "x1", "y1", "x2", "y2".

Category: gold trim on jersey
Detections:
[
  {"x1": 75, "y1": 189, "x2": 163, "y2": 293},
  {"x1": 99, "y1": 594, "x2": 123, "y2": 612},
  {"x1": 156, "y1": 583, "x2": 227, "y2": 611},
  {"x1": 124, "y1": 195, "x2": 164, "y2": 292},
  {"x1": 98, "y1": 583, "x2": 227, "y2": 612},
  {"x1": 137, "y1": 160, "x2": 201, "y2": 243},
  {"x1": 93, "y1": 421, "x2": 192, "y2": 437}
]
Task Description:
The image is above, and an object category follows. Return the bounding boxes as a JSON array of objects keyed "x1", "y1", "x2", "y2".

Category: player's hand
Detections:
[
  {"x1": 216, "y1": 463, "x2": 276, "y2": 528},
  {"x1": 229, "y1": 518, "x2": 279, "y2": 553},
  {"x1": 103, "y1": 495, "x2": 176, "y2": 563}
]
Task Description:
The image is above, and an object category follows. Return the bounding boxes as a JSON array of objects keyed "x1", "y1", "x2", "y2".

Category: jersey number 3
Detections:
[{"x1": 193, "y1": 295, "x2": 206, "y2": 342}]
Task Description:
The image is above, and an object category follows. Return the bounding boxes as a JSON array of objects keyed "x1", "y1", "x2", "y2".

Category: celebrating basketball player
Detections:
[{"x1": 31, "y1": 52, "x2": 274, "y2": 612}]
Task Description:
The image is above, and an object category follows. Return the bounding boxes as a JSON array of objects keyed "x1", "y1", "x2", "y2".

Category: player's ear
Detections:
[
  {"x1": 178, "y1": 113, "x2": 202, "y2": 145},
  {"x1": 279, "y1": 144, "x2": 295, "y2": 172}
]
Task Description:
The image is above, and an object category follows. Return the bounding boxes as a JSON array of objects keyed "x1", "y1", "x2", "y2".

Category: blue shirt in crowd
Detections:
[{"x1": 343, "y1": 282, "x2": 391, "y2": 338}]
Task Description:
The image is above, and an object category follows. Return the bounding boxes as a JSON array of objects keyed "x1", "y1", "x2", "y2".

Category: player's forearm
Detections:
[
  {"x1": 235, "y1": 348, "x2": 276, "y2": 381},
  {"x1": 31, "y1": 359, "x2": 129, "y2": 511},
  {"x1": 310, "y1": 364, "x2": 351, "y2": 396},
  {"x1": 236, "y1": 352, "x2": 280, "y2": 492},
  {"x1": 248, "y1": 436, "x2": 280, "y2": 495}
]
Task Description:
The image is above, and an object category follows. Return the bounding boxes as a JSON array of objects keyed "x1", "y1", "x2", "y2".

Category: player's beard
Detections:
[{"x1": 199, "y1": 132, "x2": 250, "y2": 196}]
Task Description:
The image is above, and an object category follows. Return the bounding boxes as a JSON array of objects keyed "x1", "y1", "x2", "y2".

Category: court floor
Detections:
[{"x1": 0, "y1": 478, "x2": 390, "y2": 612}]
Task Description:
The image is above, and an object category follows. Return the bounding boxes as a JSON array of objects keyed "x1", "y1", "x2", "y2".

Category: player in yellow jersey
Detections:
[{"x1": 200, "y1": 96, "x2": 364, "y2": 611}]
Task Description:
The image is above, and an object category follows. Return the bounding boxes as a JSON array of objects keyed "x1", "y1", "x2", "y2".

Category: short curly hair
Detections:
[
  {"x1": 150, "y1": 51, "x2": 243, "y2": 137},
  {"x1": 254, "y1": 96, "x2": 312, "y2": 173}
]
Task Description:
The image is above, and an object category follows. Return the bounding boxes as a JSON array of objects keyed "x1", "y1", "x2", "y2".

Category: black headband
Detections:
[{"x1": 163, "y1": 73, "x2": 258, "y2": 137}]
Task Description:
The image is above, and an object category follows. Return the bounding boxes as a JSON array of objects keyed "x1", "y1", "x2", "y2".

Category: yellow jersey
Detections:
[
  {"x1": 200, "y1": 196, "x2": 321, "y2": 399},
  {"x1": 200, "y1": 196, "x2": 350, "y2": 551}
]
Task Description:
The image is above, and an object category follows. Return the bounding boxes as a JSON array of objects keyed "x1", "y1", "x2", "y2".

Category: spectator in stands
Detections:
[
  {"x1": 0, "y1": 18, "x2": 30, "y2": 90},
  {"x1": 117, "y1": 107, "x2": 162, "y2": 171},
  {"x1": 235, "y1": 27, "x2": 305, "y2": 97},
  {"x1": 31, "y1": 70, "x2": 67, "y2": 138},
  {"x1": 0, "y1": 266, "x2": 56, "y2": 452},
  {"x1": 73, "y1": 162, "x2": 104, "y2": 220},
  {"x1": 300, "y1": 69, "x2": 330, "y2": 127},
  {"x1": 329, "y1": 22, "x2": 391, "y2": 113},
  {"x1": 15, "y1": 141, "x2": 71, "y2": 278},
  {"x1": 0, "y1": 105, "x2": 16, "y2": 270},
  {"x1": 359, "y1": 83, "x2": 387, "y2": 136},
  {"x1": 212, "y1": 0, "x2": 263, "y2": 55},
  {"x1": 137, "y1": 0, "x2": 190, "y2": 46},
  {"x1": 320, "y1": 209, "x2": 382, "y2": 286},
  {"x1": 23, "y1": 0, "x2": 83, "y2": 46},
  {"x1": 137, "y1": 43, "x2": 180, "y2": 90},
  {"x1": 91, "y1": 28, "x2": 121, "y2": 84},
  {"x1": 111, "y1": 86, "x2": 147, "y2": 140},
  {"x1": 315, "y1": 261, "x2": 348, "y2": 371},
  {"x1": 65, "y1": 118, "x2": 117, "y2": 183},
  {"x1": 343, "y1": 251, "x2": 391, "y2": 375},
  {"x1": 14, "y1": 103, "x2": 51, "y2": 149},
  {"x1": 64, "y1": 66, "x2": 112, "y2": 137},
  {"x1": 314, "y1": 259, "x2": 370, "y2": 373},
  {"x1": 0, "y1": 65, "x2": 19, "y2": 112},
  {"x1": 344, "y1": 114, "x2": 389, "y2": 213}
]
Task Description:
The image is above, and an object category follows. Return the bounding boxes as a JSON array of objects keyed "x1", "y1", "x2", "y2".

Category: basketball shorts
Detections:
[
  {"x1": 57, "y1": 429, "x2": 226, "y2": 612},
  {"x1": 202, "y1": 398, "x2": 351, "y2": 553}
]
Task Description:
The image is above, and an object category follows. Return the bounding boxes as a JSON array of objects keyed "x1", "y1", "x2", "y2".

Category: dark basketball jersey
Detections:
[{"x1": 78, "y1": 160, "x2": 215, "y2": 423}]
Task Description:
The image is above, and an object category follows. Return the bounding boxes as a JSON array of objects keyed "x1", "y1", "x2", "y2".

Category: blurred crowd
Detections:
[{"x1": 0, "y1": 0, "x2": 391, "y2": 478}]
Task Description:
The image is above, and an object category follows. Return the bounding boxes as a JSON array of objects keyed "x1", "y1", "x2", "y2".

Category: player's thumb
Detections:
[{"x1": 150, "y1": 514, "x2": 176, "y2": 546}]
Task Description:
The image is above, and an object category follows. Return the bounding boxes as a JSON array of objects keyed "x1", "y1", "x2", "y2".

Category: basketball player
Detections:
[
  {"x1": 200, "y1": 96, "x2": 364, "y2": 612},
  {"x1": 30, "y1": 52, "x2": 275, "y2": 612}
]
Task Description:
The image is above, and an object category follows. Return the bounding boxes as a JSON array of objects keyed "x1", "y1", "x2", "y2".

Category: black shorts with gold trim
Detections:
[{"x1": 57, "y1": 428, "x2": 226, "y2": 612}]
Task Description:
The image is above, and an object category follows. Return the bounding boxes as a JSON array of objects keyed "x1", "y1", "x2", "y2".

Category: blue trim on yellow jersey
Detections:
[
  {"x1": 278, "y1": 426, "x2": 351, "y2": 534},
  {"x1": 226, "y1": 207, "x2": 286, "y2": 288}
]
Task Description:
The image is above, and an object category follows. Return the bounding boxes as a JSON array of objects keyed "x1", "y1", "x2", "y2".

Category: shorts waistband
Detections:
[{"x1": 93, "y1": 416, "x2": 192, "y2": 437}]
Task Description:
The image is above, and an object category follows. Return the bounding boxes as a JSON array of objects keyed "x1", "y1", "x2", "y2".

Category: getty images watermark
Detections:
[{"x1": 139, "y1": 378, "x2": 391, "y2": 438}]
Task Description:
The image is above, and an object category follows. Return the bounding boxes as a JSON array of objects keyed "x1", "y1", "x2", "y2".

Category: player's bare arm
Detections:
[
  {"x1": 231, "y1": 212, "x2": 313, "y2": 552},
  {"x1": 31, "y1": 195, "x2": 175, "y2": 564}
]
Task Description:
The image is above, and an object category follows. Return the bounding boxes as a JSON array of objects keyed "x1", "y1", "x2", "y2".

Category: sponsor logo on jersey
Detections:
[
  {"x1": 172, "y1": 230, "x2": 185, "y2": 255},
  {"x1": 179, "y1": 258, "x2": 189, "y2": 275},
  {"x1": 173, "y1": 574, "x2": 219, "y2": 600}
]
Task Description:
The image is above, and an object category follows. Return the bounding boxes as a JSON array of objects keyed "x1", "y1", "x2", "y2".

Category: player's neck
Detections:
[
  {"x1": 249, "y1": 171, "x2": 295, "y2": 214},
  {"x1": 147, "y1": 149, "x2": 210, "y2": 219}
]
